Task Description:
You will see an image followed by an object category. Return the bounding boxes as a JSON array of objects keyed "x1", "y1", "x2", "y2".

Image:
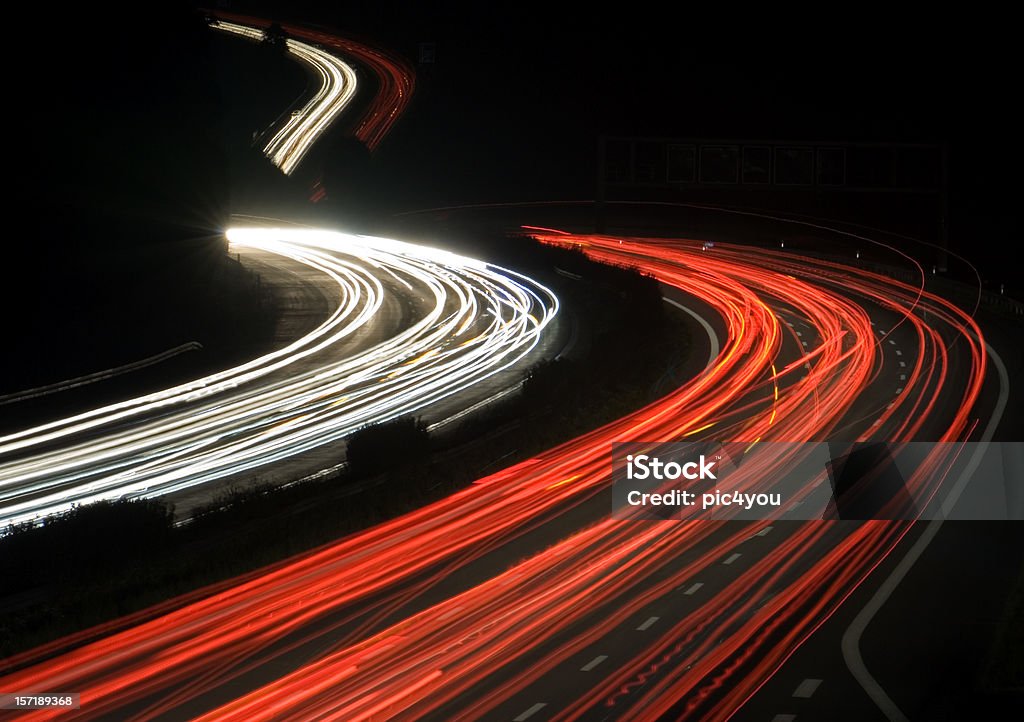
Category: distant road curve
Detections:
[
  {"x1": 210, "y1": 10, "x2": 416, "y2": 152},
  {"x1": 211, "y1": 19, "x2": 359, "y2": 174}
]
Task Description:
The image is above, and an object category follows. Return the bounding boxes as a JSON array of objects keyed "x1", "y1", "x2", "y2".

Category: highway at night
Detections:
[
  {"x1": 1, "y1": 224, "x2": 1007, "y2": 720},
  {"x1": 2, "y1": 10, "x2": 1018, "y2": 722}
]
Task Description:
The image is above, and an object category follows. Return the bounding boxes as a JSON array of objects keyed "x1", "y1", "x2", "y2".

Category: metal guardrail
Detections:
[
  {"x1": 0, "y1": 342, "x2": 203, "y2": 406},
  {"x1": 798, "y1": 250, "x2": 1024, "y2": 317}
]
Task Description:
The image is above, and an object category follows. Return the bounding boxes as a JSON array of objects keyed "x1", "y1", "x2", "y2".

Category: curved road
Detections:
[
  {"x1": 0, "y1": 223, "x2": 1004, "y2": 720},
  {"x1": 0, "y1": 228, "x2": 558, "y2": 528}
]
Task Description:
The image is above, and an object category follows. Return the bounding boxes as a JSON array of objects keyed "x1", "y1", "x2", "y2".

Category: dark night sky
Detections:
[
  {"x1": 10, "y1": 4, "x2": 1021, "y2": 286},
  {"x1": 309, "y1": 2, "x2": 1016, "y2": 285},
  {"x1": 268, "y1": 3, "x2": 1017, "y2": 254},
  {"x1": 0, "y1": 2, "x2": 1017, "y2": 389}
]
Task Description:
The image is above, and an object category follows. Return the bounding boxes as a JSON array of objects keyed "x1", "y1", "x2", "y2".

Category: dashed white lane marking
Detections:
[
  {"x1": 899, "y1": 361, "x2": 906, "y2": 367},
  {"x1": 899, "y1": 374, "x2": 906, "y2": 381},
  {"x1": 771, "y1": 715, "x2": 797, "y2": 722},
  {"x1": 801, "y1": 340, "x2": 808, "y2": 347},
  {"x1": 723, "y1": 552, "x2": 742, "y2": 565},
  {"x1": 895, "y1": 388, "x2": 903, "y2": 394},
  {"x1": 895, "y1": 349, "x2": 902, "y2": 356},
  {"x1": 514, "y1": 703, "x2": 548, "y2": 721},
  {"x1": 888, "y1": 339, "x2": 896, "y2": 345},
  {"x1": 581, "y1": 655, "x2": 608, "y2": 672},
  {"x1": 796, "y1": 331, "x2": 803, "y2": 337},
  {"x1": 793, "y1": 678, "x2": 823, "y2": 698},
  {"x1": 756, "y1": 525, "x2": 773, "y2": 536},
  {"x1": 683, "y1": 582, "x2": 704, "y2": 595},
  {"x1": 636, "y1": 616, "x2": 660, "y2": 631}
]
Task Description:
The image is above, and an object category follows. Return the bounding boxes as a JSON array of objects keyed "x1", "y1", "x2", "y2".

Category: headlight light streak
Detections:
[
  {"x1": 0, "y1": 228, "x2": 558, "y2": 528},
  {"x1": 211, "y1": 11, "x2": 415, "y2": 153},
  {"x1": 212, "y1": 21, "x2": 359, "y2": 174}
]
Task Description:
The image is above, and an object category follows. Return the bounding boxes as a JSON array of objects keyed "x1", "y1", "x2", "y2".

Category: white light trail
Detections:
[
  {"x1": 213, "y1": 20, "x2": 359, "y2": 174},
  {"x1": 0, "y1": 229, "x2": 558, "y2": 528}
]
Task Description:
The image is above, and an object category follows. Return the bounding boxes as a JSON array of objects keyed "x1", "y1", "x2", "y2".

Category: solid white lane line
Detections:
[
  {"x1": 662, "y1": 297, "x2": 720, "y2": 370},
  {"x1": 843, "y1": 340, "x2": 1009, "y2": 722}
]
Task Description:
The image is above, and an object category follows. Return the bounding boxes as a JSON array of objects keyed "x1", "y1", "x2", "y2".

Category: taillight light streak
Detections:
[{"x1": 0, "y1": 233, "x2": 987, "y2": 721}]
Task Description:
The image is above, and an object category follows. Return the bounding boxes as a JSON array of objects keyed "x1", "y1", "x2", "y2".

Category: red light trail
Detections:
[
  {"x1": 212, "y1": 11, "x2": 415, "y2": 152},
  {"x1": 0, "y1": 233, "x2": 988, "y2": 721}
]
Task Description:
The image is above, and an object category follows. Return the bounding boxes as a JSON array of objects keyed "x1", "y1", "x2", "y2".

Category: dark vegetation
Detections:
[
  {"x1": 345, "y1": 417, "x2": 432, "y2": 478},
  {"x1": 0, "y1": 231, "x2": 691, "y2": 661}
]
